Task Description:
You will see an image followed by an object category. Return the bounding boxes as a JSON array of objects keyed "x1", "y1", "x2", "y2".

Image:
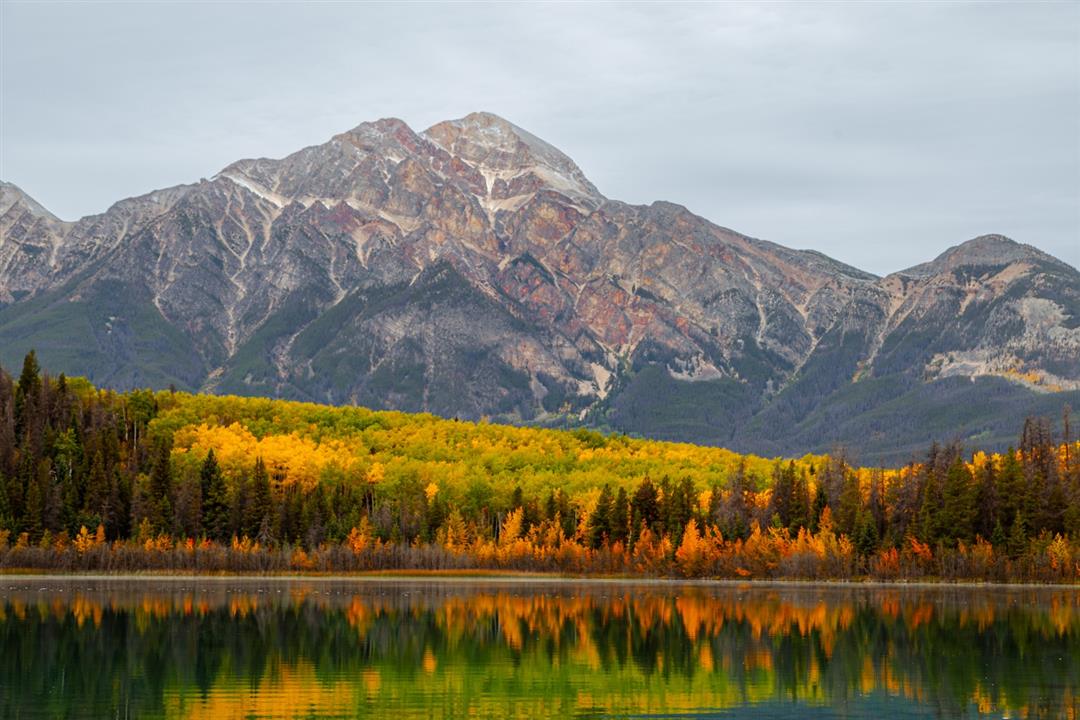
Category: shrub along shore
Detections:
[{"x1": 2, "y1": 351, "x2": 1079, "y2": 583}]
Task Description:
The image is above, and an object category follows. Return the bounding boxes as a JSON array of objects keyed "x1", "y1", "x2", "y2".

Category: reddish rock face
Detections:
[{"x1": 1, "y1": 114, "x2": 1077, "y2": 461}]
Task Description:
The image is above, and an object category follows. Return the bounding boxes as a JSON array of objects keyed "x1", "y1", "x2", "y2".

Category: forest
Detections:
[{"x1": 1, "y1": 351, "x2": 1079, "y2": 582}]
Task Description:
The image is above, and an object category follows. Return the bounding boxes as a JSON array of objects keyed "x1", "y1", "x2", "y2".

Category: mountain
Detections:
[{"x1": 1, "y1": 112, "x2": 1077, "y2": 463}]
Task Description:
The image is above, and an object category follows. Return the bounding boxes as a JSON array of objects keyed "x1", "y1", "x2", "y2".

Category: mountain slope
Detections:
[{"x1": 1, "y1": 112, "x2": 1077, "y2": 463}]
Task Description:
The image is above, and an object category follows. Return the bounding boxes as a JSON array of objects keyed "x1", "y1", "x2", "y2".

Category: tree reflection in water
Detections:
[{"x1": 0, "y1": 580, "x2": 1076, "y2": 719}]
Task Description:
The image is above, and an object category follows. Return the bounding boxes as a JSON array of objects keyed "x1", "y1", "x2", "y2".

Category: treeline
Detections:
[{"x1": 1, "y1": 351, "x2": 1079, "y2": 582}]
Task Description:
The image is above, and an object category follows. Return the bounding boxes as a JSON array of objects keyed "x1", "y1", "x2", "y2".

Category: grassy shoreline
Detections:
[{"x1": 2, "y1": 569, "x2": 1076, "y2": 590}]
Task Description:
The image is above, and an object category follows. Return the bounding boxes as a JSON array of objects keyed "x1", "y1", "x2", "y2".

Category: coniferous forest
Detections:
[{"x1": 2, "y1": 351, "x2": 1079, "y2": 582}]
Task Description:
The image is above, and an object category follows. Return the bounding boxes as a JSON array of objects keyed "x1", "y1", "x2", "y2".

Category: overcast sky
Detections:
[{"x1": 2, "y1": 2, "x2": 1077, "y2": 274}]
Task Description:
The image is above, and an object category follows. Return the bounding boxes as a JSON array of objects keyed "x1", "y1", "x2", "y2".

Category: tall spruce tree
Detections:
[
  {"x1": 589, "y1": 485, "x2": 613, "y2": 549},
  {"x1": 200, "y1": 451, "x2": 230, "y2": 542},
  {"x1": 13, "y1": 351, "x2": 41, "y2": 440},
  {"x1": 148, "y1": 437, "x2": 174, "y2": 534},
  {"x1": 631, "y1": 478, "x2": 660, "y2": 537},
  {"x1": 245, "y1": 458, "x2": 272, "y2": 538},
  {"x1": 610, "y1": 487, "x2": 630, "y2": 545},
  {"x1": 940, "y1": 458, "x2": 975, "y2": 546}
]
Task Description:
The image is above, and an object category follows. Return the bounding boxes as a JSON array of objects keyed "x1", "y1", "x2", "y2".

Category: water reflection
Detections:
[{"x1": 0, "y1": 580, "x2": 1077, "y2": 719}]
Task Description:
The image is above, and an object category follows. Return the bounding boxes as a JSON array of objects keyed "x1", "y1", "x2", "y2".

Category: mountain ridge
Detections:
[{"x1": 1, "y1": 112, "x2": 1077, "y2": 463}]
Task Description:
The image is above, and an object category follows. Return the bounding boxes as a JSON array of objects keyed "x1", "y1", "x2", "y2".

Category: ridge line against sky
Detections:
[{"x1": 1, "y1": 1, "x2": 1077, "y2": 274}]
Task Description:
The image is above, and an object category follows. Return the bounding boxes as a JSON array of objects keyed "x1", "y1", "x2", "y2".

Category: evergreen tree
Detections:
[
  {"x1": 665, "y1": 476, "x2": 695, "y2": 540},
  {"x1": 277, "y1": 484, "x2": 304, "y2": 544},
  {"x1": 940, "y1": 458, "x2": 975, "y2": 546},
  {"x1": 13, "y1": 351, "x2": 41, "y2": 439},
  {"x1": 589, "y1": 484, "x2": 613, "y2": 549},
  {"x1": 631, "y1": 478, "x2": 660, "y2": 537},
  {"x1": 770, "y1": 462, "x2": 797, "y2": 530},
  {"x1": 996, "y1": 449, "x2": 1024, "y2": 529},
  {"x1": 717, "y1": 462, "x2": 754, "y2": 541},
  {"x1": 201, "y1": 452, "x2": 230, "y2": 543},
  {"x1": 423, "y1": 493, "x2": 447, "y2": 543},
  {"x1": 1007, "y1": 510, "x2": 1027, "y2": 559},
  {"x1": 302, "y1": 484, "x2": 328, "y2": 548},
  {"x1": 918, "y1": 461, "x2": 944, "y2": 544},
  {"x1": 231, "y1": 471, "x2": 250, "y2": 538},
  {"x1": 835, "y1": 471, "x2": 862, "y2": 537},
  {"x1": 83, "y1": 451, "x2": 109, "y2": 524},
  {"x1": 866, "y1": 469, "x2": 886, "y2": 542},
  {"x1": 147, "y1": 436, "x2": 173, "y2": 534},
  {"x1": 555, "y1": 489, "x2": 575, "y2": 538},
  {"x1": 973, "y1": 459, "x2": 999, "y2": 540},
  {"x1": 544, "y1": 491, "x2": 557, "y2": 522},
  {"x1": 790, "y1": 468, "x2": 812, "y2": 532},
  {"x1": 24, "y1": 463, "x2": 44, "y2": 541},
  {"x1": 610, "y1": 487, "x2": 630, "y2": 545},
  {"x1": 245, "y1": 458, "x2": 272, "y2": 538},
  {"x1": 1038, "y1": 471, "x2": 1066, "y2": 536},
  {"x1": 854, "y1": 508, "x2": 879, "y2": 556},
  {"x1": 810, "y1": 484, "x2": 828, "y2": 533}
]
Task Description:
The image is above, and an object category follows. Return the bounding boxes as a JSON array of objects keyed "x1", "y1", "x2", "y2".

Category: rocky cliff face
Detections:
[{"x1": 2, "y1": 112, "x2": 1077, "y2": 462}]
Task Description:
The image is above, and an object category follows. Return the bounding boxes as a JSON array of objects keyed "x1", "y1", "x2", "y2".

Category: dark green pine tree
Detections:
[
  {"x1": 835, "y1": 471, "x2": 862, "y2": 537},
  {"x1": 810, "y1": 484, "x2": 828, "y2": 534},
  {"x1": 277, "y1": 485, "x2": 304, "y2": 544},
  {"x1": 631, "y1": 477, "x2": 660, "y2": 538},
  {"x1": 200, "y1": 451, "x2": 230, "y2": 543},
  {"x1": 82, "y1": 450, "x2": 110, "y2": 529},
  {"x1": 230, "y1": 471, "x2": 249, "y2": 539},
  {"x1": 918, "y1": 463, "x2": 944, "y2": 544},
  {"x1": 853, "y1": 508, "x2": 880, "y2": 557},
  {"x1": 990, "y1": 518, "x2": 1008, "y2": 549},
  {"x1": 1038, "y1": 471, "x2": 1066, "y2": 536},
  {"x1": 719, "y1": 462, "x2": 754, "y2": 541},
  {"x1": 13, "y1": 351, "x2": 41, "y2": 439},
  {"x1": 555, "y1": 490, "x2": 575, "y2": 538},
  {"x1": 245, "y1": 458, "x2": 272, "y2": 539},
  {"x1": 665, "y1": 477, "x2": 696, "y2": 540},
  {"x1": 1006, "y1": 510, "x2": 1027, "y2": 559},
  {"x1": 148, "y1": 436, "x2": 174, "y2": 534},
  {"x1": 940, "y1": 458, "x2": 975, "y2": 546},
  {"x1": 609, "y1": 487, "x2": 630, "y2": 546},
  {"x1": 301, "y1": 483, "x2": 330, "y2": 548},
  {"x1": 995, "y1": 449, "x2": 1024, "y2": 531},
  {"x1": 973, "y1": 460, "x2": 999, "y2": 540},
  {"x1": 544, "y1": 491, "x2": 557, "y2": 522},
  {"x1": 790, "y1": 469, "x2": 812, "y2": 532},
  {"x1": 424, "y1": 493, "x2": 447, "y2": 544},
  {"x1": 588, "y1": 484, "x2": 613, "y2": 549},
  {"x1": 24, "y1": 463, "x2": 44, "y2": 542},
  {"x1": 770, "y1": 462, "x2": 797, "y2": 530}
]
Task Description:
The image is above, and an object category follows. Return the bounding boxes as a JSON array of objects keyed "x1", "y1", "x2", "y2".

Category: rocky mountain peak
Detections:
[
  {"x1": 898, "y1": 234, "x2": 1057, "y2": 278},
  {"x1": 423, "y1": 112, "x2": 603, "y2": 208},
  {"x1": 0, "y1": 181, "x2": 61, "y2": 222},
  {"x1": 339, "y1": 117, "x2": 418, "y2": 151}
]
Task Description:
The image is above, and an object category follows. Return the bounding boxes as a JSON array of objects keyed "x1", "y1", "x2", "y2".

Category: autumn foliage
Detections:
[{"x1": 2, "y1": 352, "x2": 1080, "y2": 582}]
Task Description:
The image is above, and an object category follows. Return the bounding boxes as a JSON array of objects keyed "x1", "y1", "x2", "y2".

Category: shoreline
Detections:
[{"x1": 2, "y1": 570, "x2": 1076, "y2": 591}]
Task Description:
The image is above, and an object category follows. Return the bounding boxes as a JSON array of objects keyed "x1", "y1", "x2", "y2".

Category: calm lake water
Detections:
[{"x1": 0, "y1": 578, "x2": 1077, "y2": 719}]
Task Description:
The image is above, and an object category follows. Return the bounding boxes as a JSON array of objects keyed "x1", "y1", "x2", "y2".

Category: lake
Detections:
[{"x1": 0, "y1": 578, "x2": 1076, "y2": 719}]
